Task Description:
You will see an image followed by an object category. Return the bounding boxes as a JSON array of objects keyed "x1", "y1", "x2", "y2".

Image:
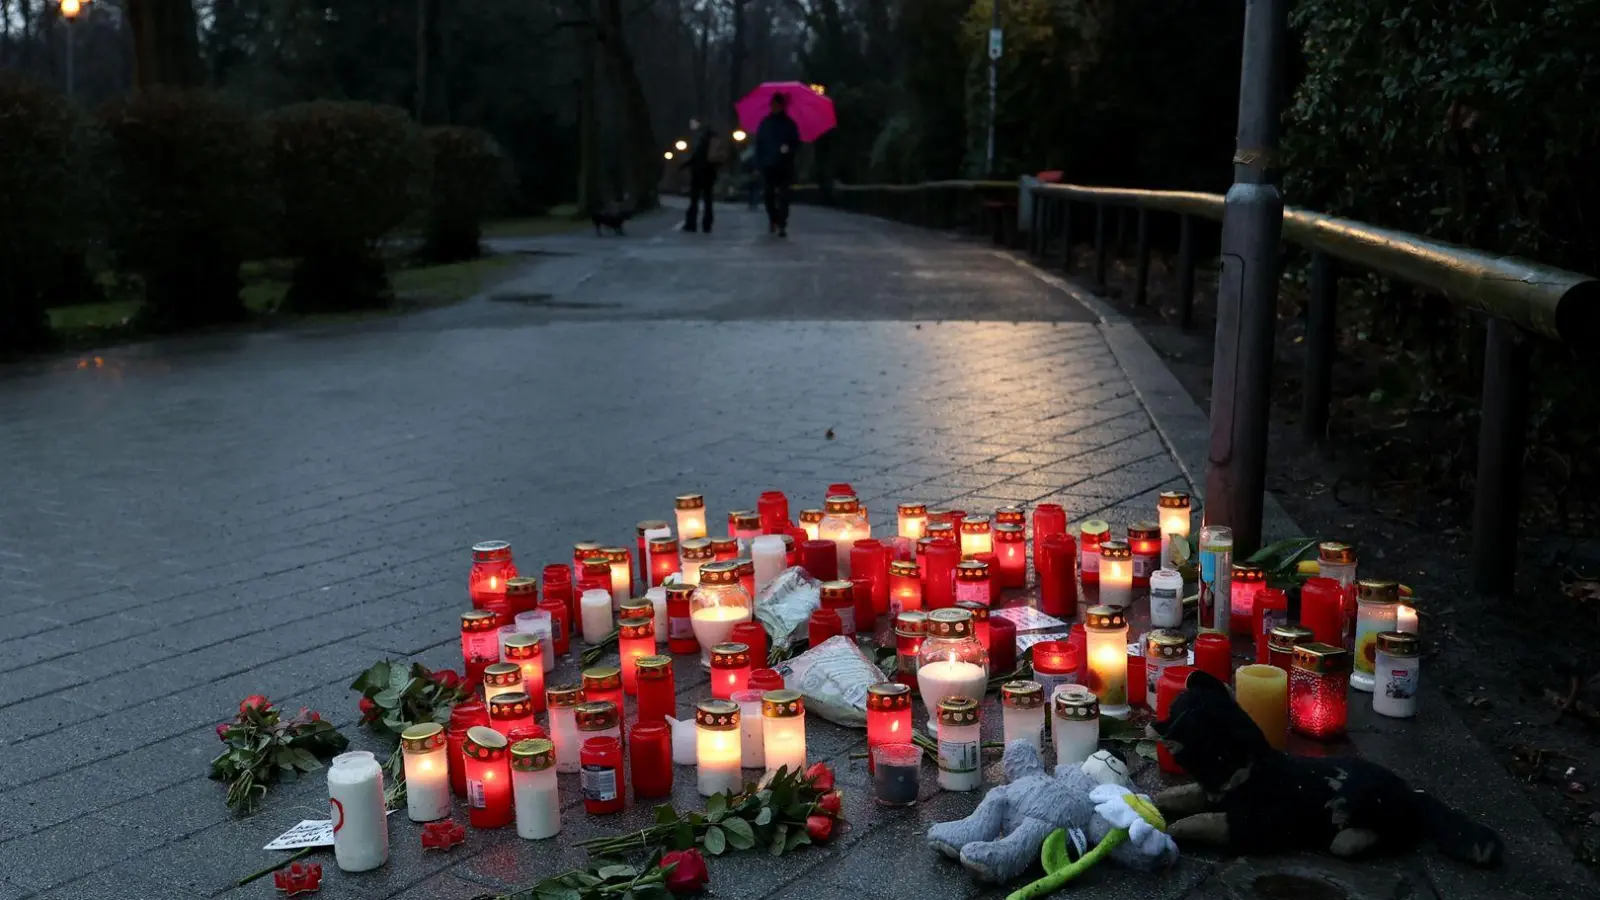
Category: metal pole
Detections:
[
  {"x1": 1134, "y1": 209, "x2": 1151, "y2": 305},
  {"x1": 986, "y1": 1, "x2": 1000, "y2": 176},
  {"x1": 1470, "y1": 318, "x2": 1531, "y2": 596},
  {"x1": 1301, "y1": 251, "x2": 1336, "y2": 441},
  {"x1": 1177, "y1": 214, "x2": 1196, "y2": 328},
  {"x1": 66, "y1": 17, "x2": 76, "y2": 100},
  {"x1": 1204, "y1": 0, "x2": 1288, "y2": 555}
]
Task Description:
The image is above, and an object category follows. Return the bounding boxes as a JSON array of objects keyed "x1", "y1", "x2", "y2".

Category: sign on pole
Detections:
[{"x1": 988, "y1": 28, "x2": 1003, "y2": 60}]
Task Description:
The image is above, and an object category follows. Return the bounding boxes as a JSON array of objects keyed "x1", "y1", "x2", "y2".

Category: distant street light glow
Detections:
[
  {"x1": 664, "y1": 151, "x2": 674, "y2": 160},
  {"x1": 732, "y1": 130, "x2": 748, "y2": 142},
  {"x1": 674, "y1": 140, "x2": 689, "y2": 152}
]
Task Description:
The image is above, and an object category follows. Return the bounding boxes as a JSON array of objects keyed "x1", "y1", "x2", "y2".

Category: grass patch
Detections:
[{"x1": 481, "y1": 209, "x2": 584, "y2": 239}]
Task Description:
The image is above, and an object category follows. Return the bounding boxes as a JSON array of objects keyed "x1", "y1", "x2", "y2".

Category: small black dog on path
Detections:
[
  {"x1": 591, "y1": 205, "x2": 632, "y2": 236},
  {"x1": 1151, "y1": 670, "x2": 1504, "y2": 867}
]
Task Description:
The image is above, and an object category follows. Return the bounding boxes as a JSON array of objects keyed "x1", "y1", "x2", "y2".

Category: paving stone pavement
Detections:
[{"x1": 0, "y1": 202, "x2": 1574, "y2": 900}]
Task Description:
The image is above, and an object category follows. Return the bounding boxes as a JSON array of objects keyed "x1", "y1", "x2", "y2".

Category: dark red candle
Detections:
[
  {"x1": 538, "y1": 596, "x2": 571, "y2": 658},
  {"x1": 827, "y1": 482, "x2": 855, "y2": 498},
  {"x1": 636, "y1": 520, "x2": 668, "y2": 586},
  {"x1": 852, "y1": 575, "x2": 877, "y2": 635},
  {"x1": 851, "y1": 539, "x2": 890, "y2": 615},
  {"x1": 729, "y1": 621, "x2": 768, "y2": 667},
  {"x1": 1127, "y1": 652, "x2": 1147, "y2": 708},
  {"x1": 988, "y1": 615, "x2": 1017, "y2": 674},
  {"x1": 758, "y1": 491, "x2": 790, "y2": 534},
  {"x1": 710, "y1": 537, "x2": 739, "y2": 562},
  {"x1": 748, "y1": 668, "x2": 785, "y2": 694},
  {"x1": 1033, "y1": 503, "x2": 1068, "y2": 543},
  {"x1": 1155, "y1": 665, "x2": 1197, "y2": 774},
  {"x1": 801, "y1": 540, "x2": 838, "y2": 581},
  {"x1": 630, "y1": 722, "x2": 674, "y2": 799},
  {"x1": 579, "y1": 736, "x2": 625, "y2": 814},
  {"x1": 820, "y1": 580, "x2": 856, "y2": 636},
  {"x1": 974, "y1": 552, "x2": 1002, "y2": 605},
  {"x1": 462, "y1": 726, "x2": 513, "y2": 828},
  {"x1": 635, "y1": 655, "x2": 676, "y2": 725},
  {"x1": 447, "y1": 701, "x2": 489, "y2": 797},
  {"x1": 1031, "y1": 638, "x2": 1081, "y2": 702},
  {"x1": 1253, "y1": 588, "x2": 1289, "y2": 663},
  {"x1": 542, "y1": 564, "x2": 575, "y2": 627},
  {"x1": 1036, "y1": 533, "x2": 1077, "y2": 618},
  {"x1": 1193, "y1": 633, "x2": 1233, "y2": 684},
  {"x1": 809, "y1": 608, "x2": 842, "y2": 648},
  {"x1": 1300, "y1": 577, "x2": 1345, "y2": 648},
  {"x1": 784, "y1": 527, "x2": 808, "y2": 565},
  {"x1": 664, "y1": 583, "x2": 699, "y2": 655},
  {"x1": 921, "y1": 538, "x2": 960, "y2": 610}
]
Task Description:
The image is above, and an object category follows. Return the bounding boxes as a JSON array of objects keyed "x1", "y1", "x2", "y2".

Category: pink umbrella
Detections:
[{"x1": 735, "y1": 82, "x2": 837, "y2": 143}]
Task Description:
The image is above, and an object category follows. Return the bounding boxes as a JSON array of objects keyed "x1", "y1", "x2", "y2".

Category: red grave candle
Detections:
[
  {"x1": 801, "y1": 540, "x2": 838, "y2": 581},
  {"x1": 736, "y1": 558, "x2": 756, "y2": 598},
  {"x1": 852, "y1": 575, "x2": 878, "y2": 634},
  {"x1": 502, "y1": 635, "x2": 547, "y2": 712},
  {"x1": 1033, "y1": 503, "x2": 1068, "y2": 544},
  {"x1": 851, "y1": 539, "x2": 890, "y2": 615},
  {"x1": 1036, "y1": 533, "x2": 1078, "y2": 618},
  {"x1": 1253, "y1": 588, "x2": 1289, "y2": 663},
  {"x1": 461, "y1": 610, "x2": 501, "y2": 682},
  {"x1": 648, "y1": 536, "x2": 679, "y2": 587},
  {"x1": 947, "y1": 509, "x2": 967, "y2": 534},
  {"x1": 635, "y1": 655, "x2": 676, "y2": 725},
  {"x1": 618, "y1": 616, "x2": 655, "y2": 695},
  {"x1": 538, "y1": 595, "x2": 571, "y2": 658},
  {"x1": 758, "y1": 491, "x2": 790, "y2": 534},
  {"x1": 582, "y1": 667, "x2": 625, "y2": 724},
  {"x1": 543, "y1": 564, "x2": 574, "y2": 628},
  {"x1": 469, "y1": 541, "x2": 518, "y2": 612},
  {"x1": 993, "y1": 524, "x2": 1026, "y2": 588},
  {"x1": 488, "y1": 692, "x2": 537, "y2": 737},
  {"x1": 1193, "y1": 633, "x2": 1233, "y2": 684},
  {"x1": 629, "y1": 722, "x2": 674, "y2": 799},
  {"x1": 1079, "y1": 521, "x2": 1109, "y2": 585},
  {"x1": 866, "y1": 682, "x2": 914, "y2": 773},
  {"x1": 1127, "y1": 651, "x2": 1147, "y2": 708},
  {"x1": 710, "y1": 642, "x2": 752, "y2": 700},
  {"x1": 636, "y1": 520, "x2": 669, "y2": 586},
  {"x1": 504, "y1": 576, "x2": 539, "y2": 618},
  {"x1": 894, "y1": 612, "x2": 927, "y2": 687},
  {"x1": 1230, "y1": 564, "x2": 1266, "y2": 635},
  {"x1": 957, "y1": 600, "x2": 991, "y2": 653},
  {"x1": 579, "y1": 736, "x2": 626, "y2": 814},
  {"x1": 573, "y1": 540, "x2": 602, "y2": 583},
  {"x1": 1127, "y1": 522, "x2": 1162, "y2": 589},
  {"x1": 890, "y1": 559, "x2": 922, "y2": 613},
  {"x1": 462, "y1": 726, "x2": 513, "y2": 828},
  {"x1": 1300, "y1": 577, "x2": 1345, "y2": 648},
  {"x1": 748, "y1": 668, "x2": 785, "y2": 694},
  {"x1": 580, "y1": 558, "x2": 612, "y2": 601},
  {"x1": 819, "y1": 580, "x2": 857, "y2": 637},
  {"x1": 784, "y1": 527, "x2": 808, "y2": 565},
  {"x1": 994, "y1": 505, "x2": 1027, "y2": 529},
  {"x1": 1031, "y1": 638, "x2": 1082, "y2": 702},
  {"x1": 989, "y1": 616, "x2": 1017, "y2": 674},
  {"x1": 809, "y1": 608, "x2": 842, "y2": 648},
  {"x1": 710, "y1": 536, "x2": 739, "y2": 562},
  {"x1": 447, "y1": 701, "x2": 489, "y2": 797},
  {"x1": 730, "y1": 510, "x2": 761, "y2": 543},
  {"x1": 664, "y1": 583, "x2": 699, "y2": 655},
  {"x1": 1289, "y1": 643, "x2": 1350, "y2": 740},
  {"x1": 921, "y1": 538, "x2": 960, "y2": 610},
  {"x1": 730, "y1": 621, "x2": 768, "y2": 667},
  {"x1": 827, "y1": 482, "x2": 856, "y2": 499},
  {"x1": 1155, "y1": 665, "x2": 1197, "y2": 774},
  {"x1": 976, "y1": 553, "x2": 1002, "y2": 604},
  {"x1": 1267, "y1": 624, "x2": 1314, "y2": 673}
]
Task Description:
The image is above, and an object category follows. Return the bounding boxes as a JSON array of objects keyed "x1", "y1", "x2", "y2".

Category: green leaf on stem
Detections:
[
  {"x1": 722, "y1": 817, "x2": 756, "y2": 849},
  {"x1": 754, "y1": 807, "x2": 773, "y2": 827},
  {"x1": 373, "y1": 688, "x2": 401, "y2": 709},
  {"x1": 597, "y1": 865, "x2": 635, "y2": 881},
  {"x1": 770, "y1": 823, "x2": 789, "y2": 856},
  {"x1": 785, "y1": 830, "x2": 811, "y2": 852},
  {"x1": 703, "y1": 826, "x2": 726, "y2": 855},
  {"x1": 671, "y1": 821, "x2": 694, "y2": 850},
  {"x1": 706, "y1": 794, "x2": 727, "y2": 823},
  {"x1": 654, "y1": 805, "x2": 679, "y2": 826}
]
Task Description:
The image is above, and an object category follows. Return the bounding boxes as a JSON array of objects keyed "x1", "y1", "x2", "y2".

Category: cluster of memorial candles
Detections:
[{"x1": 412, "y1": 485, "x2": 1423, "y2": 834}]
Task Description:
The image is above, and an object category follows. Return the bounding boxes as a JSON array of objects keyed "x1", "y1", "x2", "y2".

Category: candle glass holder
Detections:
[
  {"x1": 576, "y1": 700, "x2": 623, "y2": 757},
  {"x1": 710, "y1": 642, "x2": 752, "y2": 700},
  {"x1": 689, "y1": 561, "x2": 753, "y2": 665},
  {"x1": 890, "y1": 559, "x2": 923, "y2": 614},
  {"x1": 819, "y1": 580, "x2": 858, "y2": 637},
  {"x1": 1192, "y1": 632, "x2": 1232, "y2": 684},
  {"x1": 636, "y1": 520, "x2": 669, "y2": 586},
  {"x1": 1031, "y1": 637, "x2": 1082, "y2": 704},
  {"x1": 1230, "y1": 563, "x2": 1266, "y2": 635},
  {"x1": 1154, "y1": 666, "x2": 1195, "y2": 774},
  {"x1": 798, "y1": 508, "x2": 824, "y2": 542},
  {"x1": 629, "y1": 723, "x2": 674, "y2": 800},
  {"x1": 851, "y1": 539, "x2": 890, "y2": 616},
  {"x1": 675, "y1": 493, "x2": 708, "y2": 541},
  {"x1": 469, "y1": 541, "x2": 517, "y2": 613},
  {"x1": 679, "y1": 538, "x2": 714, "y2": 586},
  {"x1": 581, "y1": 668, "x2": 624, "y2": 723},
  {"x1": 1033, "y1": 503, "x2": 1067, "y2": 544},
  {"x1": 503, "y1": 632, "x2": 546, "y2": 708},
  {"x1": 1079, "y1": 520, "x2": 1110, "y2": 585},
  {"x1": 957, "y1": 600, "x2": 991, "y2": 655},
  {"x1": 1318, "y1": 541, "x2": 1358, "y2": 589},
  {"x1": 954, "y1": 560, "x2": 991, "y2": 607},
  {"x1": 958, "y1": 515, "x2": 993, "y2": 558},
  {"x1": 647, "y1": 537, "x2": 679, "y2": 587},
  {"x1": 510, "y1": 738, "x2": 560, "y2": 839},
  {"x1": 916, "y1": 608, "x2": 989, "y2": 731},
  {"x1": 1097, "y1": 541, "x2": 1133, "y2": 608},
  {"x1": 818, "y1": 495, "x2": 870, "y2": 576},
  {"x1": 618, "y1": 615, "x2": 655, "y2": 695},
  {"x1": 635, "y1": 655, "x2": 676, "y2": 725},
  {"x1": 894, "y1": 611, "x2": 927, "y2": 687},
  {"x1": 758, "y1": 491, "x2": 790, "y2": 533},
  {"x1": 733, "y1": 689, "x2": 766, "y2": 769},
  {"x1": 1001, "y1": 680, "x2": 1047, "y2": 751},
  {"x1": 1052, "y1": 685, "x2": 1101, "y2": 767},
  {"x1": 504, "y1": 575, "x2": 539, "y2": 618},
  {"x1": 1289, "y1": 642, "x2": 1351, "y2": 740},
  {"x1": 665, "y1": 583, "x2": 700, "y2": 655},
  {"x1": 751, "y1": 534, "x2": 787, "y2": 597},
  {"x1": 462, "y1": 726, "x2": 513, "y2": 828},
  {"x1": 489, "y1": 692, "x2": 537, "y2": 737},
  {"x1": 1037, "y1": 532, "x2": 1077, "y2": 618},
  {"x1": 898, "y1": 502, "x2": 928, "y2": 543},
  {"x1": 866, "y1": 682, "x2": 913, "y2": 772},
  {"x1": 401, "y1": 723, "x2": 451, "y2": 822},
  {"x1": 937, "y1": 697, "x2": 983, "y2": 792},
  {"x1": 695, "y1": 699, "x2": 744, "y2": 797},
  {"x1": 579, "y1": 736, "x2": 625, "y2": 814},
  {"x1": 546, "y1": 685, "x2": 583, "y2": 773},
  {"x1": 920, "y1": 538, "x2": 961, "y2": 610},
  {"x1": 1252, "y1": 588, "x2": 1289, "y2": 663},
  {"x1": 1198, "y1": 525, "x2": 1233, "y2": 633},
  {"x1": 1083, "y1": 606, "x2": 1129, "y2": 716},
  {"x1": 1299, "y1": 576, "x2": 1346, "y2": 648},
  {"x1": 1127, "y1": 522, "x2": 1161, "y2": 588},
  {"x1": 461, "y1": 610, "x2": 503, "y2": 681},
  {"x1": 761, "y1": 689, "x2": 807, "y2": 777},
  {"x1": 729, "y1": 509, "x2": 761, "y2": 544},
  {"x1": 1352, "y1": 580, "x2": 1399, "y2": 692},
  {"x1": 600, "y1": 547, "x2": 632, "y2": 606},
  {"x1": 993, "y1": 523, "x2": 1026, "y2": 588},
  {"x1": 873, "y1": 742, "x2": 922, "y2": 807},
  {"x1": 1158, "y1": 491, "x2": 1192, "y2": 570},
  {"x1": 1144, "y1": 630, "x2": 1190, "y2": 699},
  {"x1": 1373, "y1": 631, "x2": 1420, "y2": 719},
  {"x1": 1267, "y1": 624, "x2": 1316, "y2": 673},
  {"x1": 482, "y1": 662, "x2": 523, "y2": 708}
]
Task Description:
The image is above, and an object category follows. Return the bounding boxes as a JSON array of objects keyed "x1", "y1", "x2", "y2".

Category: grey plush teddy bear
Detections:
[{"x1": 927, "y1": 740, "x2": 1170, "y2": 884}]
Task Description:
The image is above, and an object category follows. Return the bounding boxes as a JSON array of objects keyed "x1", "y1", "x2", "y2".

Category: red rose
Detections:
[
  {"x1": 804, "y1": 761, "x2": 835, "y2": 792},
  {"x1": 661, "y1": 848, "x2": 710, "y2": 894},
  {"x1": 805, "y1": 814, "x2": 834, "y2": 843},
  {"x1": 358, "y1": 696, "x2": 378, "y2": 722},
  {"x1": 239, "y1": 694, "x2": 271, "y2": 715},
  {"x1": 815, "y1": 790, "x2": 843, "y2": 817},
  {"x1": 433, "y1": 669, "x2": 461, "y2": 689},
  {"x1": 215, "y1": 722, "x2": 230, "y2": 741}
]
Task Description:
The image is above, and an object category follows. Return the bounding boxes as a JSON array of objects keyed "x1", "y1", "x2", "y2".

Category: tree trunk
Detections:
[
  {"x1": 577, "y1": 35, "x2": 604, "y2": 210},
  {"x1": 126, "y1": 0, "x2": 204, "y2": 89},
  {"x1": 414, "y1": 0, "x2": 448, "y2": 124},
  {"x1": 595, "y1": 0, "x2": 659, "y2": 209},
  {"x1": 728, "y1": 0, "x2": 748, "y2": 123}
]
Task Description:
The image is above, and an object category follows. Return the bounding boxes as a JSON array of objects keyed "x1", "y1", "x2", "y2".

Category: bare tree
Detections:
[{"x1": 126, "y1": 0, "x2": 204, "y2": 88}]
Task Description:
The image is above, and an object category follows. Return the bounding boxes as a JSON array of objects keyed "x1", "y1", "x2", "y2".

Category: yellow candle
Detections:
[{"x1": 1234, "y1": 664, "x2": 1288, "y2": 750}]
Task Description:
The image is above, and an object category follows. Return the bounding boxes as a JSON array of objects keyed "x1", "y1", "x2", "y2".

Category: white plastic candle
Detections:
[
  {"x1": 761, "y1": 690, "x2": 807, "y2": 777},
  {"x1": 399, "y1": 724, "x2": 450, "y2": 822},
  {"x1": 1396, "y1": 604, "x2": 1418, "y2": 635},
  {"x1": 936, "y1": 698, "x2": 982, "y2": 791},
  {"x1": 1051, "y1": 686, "x2": 1101, "y2": 767},
  {"x1": 898, "y1": 503, "x2": 928, "y2": 543},
  {"x1": 646, "y1": 586, "x2": 669, "y2": 646},
  {"x1": 328, "y1": 751, "x2": 388, "y2": 872},
  {"x1": 667, "y1": 715, "x2": 698, "y2": 766},
  {"x1": 1098, "y1": 542, "x2": 1133, "y2": 609},
  {"x1": 1149, "y1": 568, "x2": 1184, "y2": 629},
  {"x1": 513, "y1": 612, "x2": 556, "y2": 673},
  {"x1": 510, "y1": 738, "x2": 561, "y2": 840},
  {"x1": 676, "y1": 494, "x2": 708, "y2": 541},
  {"x1": 916, "y1": 658, "x2": 989, "y2": 732},
  {"x1": 604, "y1": 550, "x2": 632, "y2": 609},
  {"x1": 695, "y1": 700, "x2": 743, "y2": 797},
  {"x1": 733, "y1": 689, "x2": 766, "y2": 769},
  {"x1": 1000, "y1": 681, "x2": 1047, "y2": 752},
  {"x1": 482, "y1": 662, "x2": 523, "y2": 708},
  {"x1": 580, "y1": 589, "x2": 613, "y2": 645},
  {"x1": 1158, "y1": 491, "x2": 1192, "y2": 570},
  {"x1": 817, "y1": 495, "x2": 870, "y2": 576},
  {"x1": 546, "y1": 686, "x2": 582, "y2": 774},
  {"x1": 1083, "y1": 606, "x2": 1130, "y2": 718},
  {"x1": 750, "y1": 535, "x2": 787, "y2": 598}
]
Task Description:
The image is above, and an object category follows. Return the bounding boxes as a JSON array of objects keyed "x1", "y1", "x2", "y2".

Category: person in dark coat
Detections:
[
  {"x1": 681, "y1": 120, "x2": 720, "y2": 233},
  {"x1": 754, "y1": 93, "x2": 802, "y2": 237}
]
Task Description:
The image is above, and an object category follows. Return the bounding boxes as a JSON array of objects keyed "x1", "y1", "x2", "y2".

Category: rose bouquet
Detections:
[{"x1": 209, "y1": 695, "x2": 348, "y2": 812}]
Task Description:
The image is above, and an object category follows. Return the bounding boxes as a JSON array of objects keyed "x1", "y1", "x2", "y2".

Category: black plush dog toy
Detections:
[{"x1": 1151, "y1": 670, "x2": 1503, "y2": 867}]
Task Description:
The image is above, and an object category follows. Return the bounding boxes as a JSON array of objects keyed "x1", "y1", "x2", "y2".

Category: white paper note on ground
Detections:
[
  {"x1": 263, "y1": 819, "x2": 334, "y2": 850},
  {"x1": 992, "y1": 606, "x2": 1071, "y2": 633}
]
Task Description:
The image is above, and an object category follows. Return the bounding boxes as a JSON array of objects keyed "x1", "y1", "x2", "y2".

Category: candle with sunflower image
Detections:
[{"x1": 1351, "y1": 580, "x2": 1399, "y2": 692}]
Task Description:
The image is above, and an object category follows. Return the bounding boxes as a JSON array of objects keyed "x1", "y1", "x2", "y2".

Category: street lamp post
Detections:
[
  {"x1": 1204, "y1": 0, "x2": 1289, "y2": 555},
  {"x1": 60, "y1": 0, "x2": 84, "y2": 100},
  {"x1": 985, "y1": 1, "x2": 1002, "y2": 176}
]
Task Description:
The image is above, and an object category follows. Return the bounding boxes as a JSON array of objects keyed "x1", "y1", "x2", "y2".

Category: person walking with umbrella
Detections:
[{"x1": 754, "y1": 94, "x2": 801, "y2": 236}]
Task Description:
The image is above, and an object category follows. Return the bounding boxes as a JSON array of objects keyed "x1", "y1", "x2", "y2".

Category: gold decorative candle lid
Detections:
[
  {"x1": 926, "y1": 522, "x2": 956, "y2": 539},
  {"x1": 1001, "y1": 680, "x2": 1045, "y2": 709},
  {"x1": 1080, "y1": 519, "x2": 1111, "y2": 538},
  {"x1": 955, "y1": 560, "x2": 990, "y2": 581},
  {"x1": 665, "y1": 582, "x2": 697, "y2": 600},
  {"x1": 546, "y1": 684, "x2": 583, "y2": 708},
  {"x1": 1084, "y1": 606, "x2": 1127, "y2": 630},
  {"x1": 575, "y1": 701, "x2": 619, "y2": 730},
  {"x1": 574, "y1": 540, "x2": 603, "y2": 557},
  {"x1": 1146, "y1": 630, "x2": 1190, "y2": 660},
  {"x1": 676, "y1": 494, "x2": 706, "y2": 510},
  {"x1": 895, "y1": 610, "x2": 928, "y2": 636},
  {"x1": 995, "y1": 505, "x2": 1026, "y2": 526},
  {"x1": 621, "y1": 598, "x2": 653, "y2": 618},
  {"x1": 1159, "y1": 491, "x2": 1191, "y2": 509},
  {"x1": 820, "y1": 580, "x2": 855, "y2": 602},
  {"x1": 697, "y1": 560, "x2": 742, "y2": 585},
  {"x1": 731, "y1": 510, "x2": 761, "y2": 530},
  {"x1": 460, "y1": 609, "x2": 499, "y2": 632},
  {"x1": 582, "y1": 666, "x2": 622, "y2": 691},
  {"x1": 601, "y1": 547, "x2": 630, "y2": 564},
  {"x1": 709, "y1": 537, "x2": 739, "y2": 555},
  {"x1": 648, "y1": 536, "x2": 678, "y2": 553},
  {"x1": 994, "y1": 522, "x2": 1025, "y2": 541},
  {"x1": 710, "y1": 642, "x2": 751, "y2": 668},
  {"x1": 581, "y1": 556, "x2": 611, "y2": 575},
  {"x1": 637, "y1": 519, "x2": 670, "y2": 536},
  {"x1": 890, "y1": 559, "x2": 921, "y2": 578},
  {"x1": 761, "y1": 689, "x2": 804, "y2": 718},
  {"x1": 1268, "y1": 624, "x2": 1316, "y2": 650},
  {"x1": 898, "y1": 502, "x2": 928, "y2": 516},
  {"x1": 463, "y1": 726, "x2": 508, "y2": 759},
  {"x1": 505, "y1": 576, "x2": 539, "y2": 598},
  {"x1": 1053, "y1": 685, "x2": 1100, "y2": 719},
  {"x1": 1376, "y1": 631, "x2": 1420, "y2": 657},
  {"x1": 1127, "y1": 521, "x2": 1160, "y2": 541},
  {"x1": 489, "y1": 692, "x2": 535, "y2": 720},
  {"x1": 637, "y1": 655, "x2": 673, "y2": 680},
  {"x1": 1292, "y1": 642, "x2": 1350, "y2": 675},
  {"x1": 937, "y1": 696, "x2": 980, "y2": 727},
  {"x1": 956, "y1": 600, "x2": 990, "y2": 622},
  {"x1": 927, "y1": 508, "x2": 953, "y2": 525},
  {"x1": 735, "y1": 558, "x2": 755, "y2": 576},
  {"x1": 960, "y1": 515, "x2": 992, "y2": 534},
  {"x1": 1357, "y1": 580, "x2": 1399, "y2": 604},
  {"x1": 681, "y1": 538, "x2": 714, "y2": 560},
  {"x1": 798, "y1": 508, "x2": 824, "y2": 524},
  {"x1": 866, "y1": 682, "x2": 912, "y2": 711},
  {"x1": 483, "y1": 662, "x2": 522, "y2": 687},
  {"x1": 619, "y1": 616, "x2": 654, "y2": 639},
  {"x1": 916, "y1": 536, "x2": 939, "y2": 554},
  {"x1": 823, "y1": 494, "x2": 861, "y2": 514},
  {"x1": 1319, "y1": 542, "x2": 1356, "y2": 564},
  {"x1": 926, "y1": 607, "x2": 975, "y2": 639},
  {"x1": 400, "y1": 722, "x2": 445, "y2": 753},
  {"x1": 472, "y1": 540, "x2": 513, "y2": 562},
  {"x1": 1099, "y1": 540, "x2": 1132, "y2": 560},
  {"x1": 1231, "y1": 563, "x2": 1265, "y2": 582},
  {"x1": 510, "y1": 738, "x2": 555, "y2": 771},
  {"x1": 695, "y1": 698, "x2": 740, "y2": 730},
  {"x1": 502, "y1": 632, "x2": 541, "y2": 660}
]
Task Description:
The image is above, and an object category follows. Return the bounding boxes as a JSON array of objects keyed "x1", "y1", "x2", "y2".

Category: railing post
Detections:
[
  {"x1": 1115, "y1": 207, "x2": 1129, "y2": 254},
  {"x1": 1093, "y1": 203, "x2": 1107, "y2": 286},
  {"x1": 1134, "y1": 209, "x2": 1151, "y2": 305},
  {"x1": 1302, "y1": 252, "x2": 1337, "y2": 441},
  {"x1": 1030, "y1": 191, "x2": 1043, "y2": 258},
  {"x1": 1060, "y1": 200, "x2": 1073, "y2": 272},
  {"x1": 1178, "y1": 214, "x2": 1196, "y2": 328},
  {"x1": 1470, "y1": 318, "x2": 1531, "y2": 596}
]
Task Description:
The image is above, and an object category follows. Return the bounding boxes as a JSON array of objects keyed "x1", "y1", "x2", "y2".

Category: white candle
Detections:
[
  {"x1": 607, "y1": 556, "x2": 631, "y2": 609},
  {"x1": 1051, "y1": 686, "x2": 1101, "y2": 767},
  {"x1": 1000, "y1": 682, "x2": 1046, "y2": 752},
  {"x1": 580, "y1": 589, "x2": 613, "y2": 645},
  {"x1": 1396, "y1": 604, "x2": 1418, "y2": 634},
  {"x1": 898, "y1": 503, "x2": 928, "y2": 543},
  {"x1": 733, "y1": 690, "x2": 765, "y2": 769},
  {"x1": 750, "y1": 535, "x2": 787, "y2": 599},
  {"x1": 1149, "y1": 568, "x2": 1184, "y2": 629},
  {"x1": 513, "y1": 613, "x2": 555, "y2": 673},
  {"x1": 691, "y1": 604, "x2": 751, "y2": 662},
  {"x1": 646, "y1": 586, "x2": 669, "y2": 647},
  {"x1": 936, "y1": 698, "x2": 982, "y2": 792},
  {"x1": 510, "y1": 739, "x2": 561, "y2": 840},
  {"x1": 547, "y1": 687, "x2": 582, "y2": 774},
  {"x1": 916, "y1": 658, "x2": 988, "y2": 732},
  {"x1": 761, "y1": 690, "x2": 807, "y2": 777},
  {"x1": 676, "y1": 496, "x2": 708, "y2": 541},
  {"x1": 1158, "y1": 491, "x2": 1192, "y2": 570},
  {"x1": 1084, "y1": 606, "x2": 1130, "y2": 717},
  {"x1": 327, "y1": 751, "x2": 388, "y2": 872},
  {"x1": 399, "y1": 724, "x2": 450, "y2": 822},
  {"x1": 667, "y1": 715, "x2": 698, "y2": 766},
  {"x1": 1098, "y1": 542, "x2": 1133, "y2": 609},
  {"x1": 695, "y1": 700, "x2": 744, "y2": 797}
]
